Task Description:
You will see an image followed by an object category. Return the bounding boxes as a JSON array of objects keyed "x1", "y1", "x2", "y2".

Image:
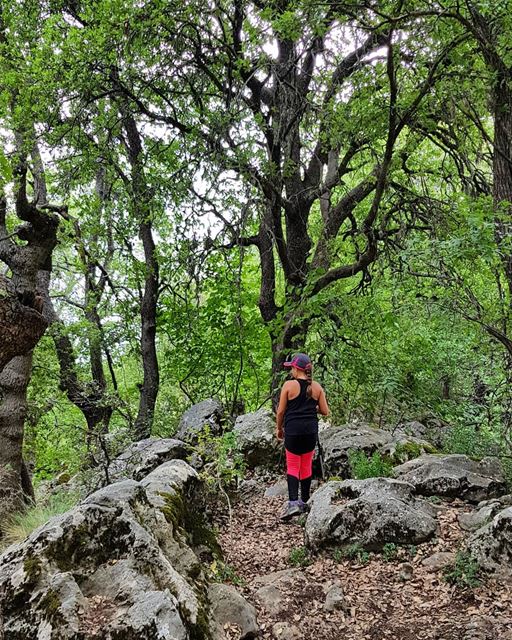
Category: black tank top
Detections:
[{"x1": 284, "y1": 379, "x2": 319, "y2": 436}]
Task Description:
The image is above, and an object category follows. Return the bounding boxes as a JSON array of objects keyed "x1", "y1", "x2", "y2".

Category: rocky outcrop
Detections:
[
  {"x1": 318, "y1": 423, "x2": 437, "y2": 478},
  {"x1": 233, "y1": 409, "x2": 279, "y2": 468},
  {"x1": 318, "y1": 425, "x2": 393, "y2": 477},
  {"x1": 68, "y1": 437, "x2": 190, "y2": 497},
  {"x1": 391, "y1": 420, "x2": 446, "y2": 449},
  {"x1": 378, "y1": 435, "x2": 437, "y2": 465},
  {"x1": 108, "y1": 437, "x2": 189, "y2": 482},
  {"x1": 459, "y1": 495, "x2": 512, "y2": 532},
  {"x1": 175, "y1": 398, "x2": 225, "y2": 445},
  {"x1": 467, "y1": 506, "x2": 512, "y2": 577},
  {"x1": 208, "y1": 583, "x2": 259, "y2": 639},
  {"x1": 393, "y1": 454, "x2": 507, "y2": 503},
  {"x1": 0, "y1": 458, "x2": 237, "y2": 639},
  {"x1": 305, "y1": 478, "x2": 438, "y2": 551}
]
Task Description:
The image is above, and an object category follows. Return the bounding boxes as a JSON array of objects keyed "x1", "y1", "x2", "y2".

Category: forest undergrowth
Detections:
[{"x1": 218, "y1": 476, "x2": 512, "y2": 640}]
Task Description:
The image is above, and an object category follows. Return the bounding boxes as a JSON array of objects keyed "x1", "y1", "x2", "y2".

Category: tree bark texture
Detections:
[
  {"x1": 0, "y1": 156, "x2": 59, "y2": 522},
  {"x1": 121, "y1": 109, "x2": 160, "y2": 440}
]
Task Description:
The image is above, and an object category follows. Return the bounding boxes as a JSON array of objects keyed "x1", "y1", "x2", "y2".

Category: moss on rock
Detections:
[
  {"x1": 39, "y1": 588, "x2": 61, "y2": 620},
  {"x1": 23, "y1": 555, "x2": 42, "y2": 586}
]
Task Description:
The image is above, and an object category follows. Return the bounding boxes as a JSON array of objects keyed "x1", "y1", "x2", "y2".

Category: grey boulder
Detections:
[
  {"x1": 392, "y1": 420, "x2": 446, "y2": 449},
  {"x1": 234, "y1": 409, "x2": 279, "y2": 467},
  {"x1": 108, "y1": 437, "x2": 189, "y2": 482},
  {"x1": 318, "y1": 424, "x2": 392, "y2": 478},
  {"x1": 459, "y1": 495, "x2": 512, "y2": 532},
  {"x1": 208, "y1": 583, "x2": 259, "y2": 639},
  {"x1": 467, "y1": 506, "x2": 512, "y2": 577},
  {"x1": 0, "y1": 460, "x2": 213, "y2": 639},
  {"x1": 253, "y1": 569, "x2": 307, "y2": 616},
  {"x1": 175, "y1": 398, "x2": 225, "y2": 444},
  {"x1": 393, "y1": 454, "x2": 507, "y2": 503},
  {"x1": 305, "y1": 478, "x2": 438, "y2": 551}
]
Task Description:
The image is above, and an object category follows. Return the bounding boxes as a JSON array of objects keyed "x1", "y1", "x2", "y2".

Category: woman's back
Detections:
[{"x1": 284, "y1": 379, "x2": 318, "y2": 435}]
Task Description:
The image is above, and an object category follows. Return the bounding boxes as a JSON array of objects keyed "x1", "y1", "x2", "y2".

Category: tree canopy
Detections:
[{"x1": 1, "y1": 0, "x2": 512, "y2": 515}]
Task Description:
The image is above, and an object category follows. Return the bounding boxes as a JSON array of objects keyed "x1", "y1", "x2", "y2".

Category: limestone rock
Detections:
[
  {"x1": 323, "y1": 584, "x2": 347, "y2": 612},
  {"x1": 392, "y1": 420, "x2": 446, "y2": 449},
  {"x1": 175, "y1": 398, "x2": 225, "y2": 444},
  {"x1": 393, "y1": 454, "x2": 507, "y2": 503},
  {"x1": 234, "y1": 409, "x2": 279, "y2": 468},
  {"x1": 305, "y1": 478, "x2": 437, "y2": 551},
  {"x1": 422, "y1": 552, "x2": 456, "y2": 571},
  {"x1": 264, "y1": 479, "x2": 289, "y2": 497},
  {"x1": 399, "y1": 563, "x2": 414, "y2": 581},
  {"x1": 208, "y1": 583, "x2": 259, "y2": 639},
  {"x1": 254, "y1": 569, "x2": 307, "y2": 616},
  {"x1": 0, "y1": 460, "x2": 213, "y2": 639},
  {"x1": 108, "y1": 437, "x2": 189, "y2": 482},
  {"x1": 467, "y1": 506, "x2": 512, "y2": 577},
  {"x1": 379, "y1": 435, "x2": 437, "y2": 464},
  {"x1": 318, "y1": 424, "x2": 393, "y2": 478},
  {"x1": 272, "y1": 622, "x2": 304, "y2": 640},
  {"x1": 458, "y1": 495, "x2": 512, "y2": 532}
]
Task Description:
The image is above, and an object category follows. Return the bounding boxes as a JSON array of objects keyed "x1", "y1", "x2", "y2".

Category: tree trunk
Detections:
[
  {"x1": 0, "y1": 354, "x2": 33, "y2": 520},
  {"x1": 492, "y1": 80, "x2": 512, "y2": 304},
  {"x1": 134, "y1": 220, "x2": 160, "y2": 439},
  {"x1": 120, "y1": 109, "x2": 160, "y2": 440},
  {"x1": 0, "y1": 152, "x2": 60, "y2": 523}
]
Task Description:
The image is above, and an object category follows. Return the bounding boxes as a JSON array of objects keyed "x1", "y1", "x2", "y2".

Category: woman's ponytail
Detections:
[{"x1": 306, "y1": 366, "x2": 313, "y2": 398}]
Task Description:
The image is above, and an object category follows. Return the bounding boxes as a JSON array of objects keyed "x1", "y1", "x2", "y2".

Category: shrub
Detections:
[
  {"x1": 333, "y1": 543, "x2": 370, "y2": 565},
  {"x1": 288, "y1": 546, "x2": 311, "y2": 567},
  {"x1": 193, "y1": 426, "x2": 246, "y2": 490},
  {"x1": 348, "y1": 450, "x2": 394, "y2": 480},
  {"x1": 443, "y1": 551, "x2": 481, "y2": 588},
  {"x1": 381, "y1": 543, "x2": 398, "y2": 562},
  {"x1": 209, "y1": 559, "x2": 245, "y2": 586}
]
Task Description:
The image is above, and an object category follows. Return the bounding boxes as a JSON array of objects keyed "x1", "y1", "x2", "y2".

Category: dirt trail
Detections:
[{"x1": 218, "y1": 481, "x2": 512, "y2": 640}]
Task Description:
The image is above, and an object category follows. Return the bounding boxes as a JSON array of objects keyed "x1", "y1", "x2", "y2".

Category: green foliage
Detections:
[
  {"x1": 406, "y1": 545, "x2": 418, "y2": 559},
  {"x1": 333, "y1": 543, "x2": 370, "y2": 566},
  {"x1": 193, "y1": 426, "x2": 246, "y2": 491},
  {"x1": 288, "y1": 546, "x2": 311, "y2": 568},
  {"x1": 4, "y1": 0, "x2": 512, "y2": 514},
  {"x1": 209, "y1": 559, "x2": 245, "y2": 587},
  {"x1": 348, "y1": 450, "x2": 394, "y2": 480},
  {"x1": 443, "y1": 551, "x2": 482, "y2": 589},
  {"x1": 381, "y1": 543, "x2": 399, "y2": 562},
  {"x1": 1, "y1": 491, "x2": 79, "y2": 548}
]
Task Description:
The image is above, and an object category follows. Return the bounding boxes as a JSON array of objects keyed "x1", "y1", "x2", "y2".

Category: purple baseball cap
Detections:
[{"x1": 283, "y1": 353, "x2": 312, "y2": 371}]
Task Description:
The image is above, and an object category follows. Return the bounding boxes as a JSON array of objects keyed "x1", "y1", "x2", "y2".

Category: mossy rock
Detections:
[
  {"x1": 39, "y1": 589, "x2": 61, "y2": 621},
  {"x1": 159, "y1": 491, "x2": 221, "y2": 558},
  {"x1": 385, "y1": 441, "x2": 438, "y2": 465},
  {"x1": 23, "y1": 555, "x2": 42, "y2": 586}
]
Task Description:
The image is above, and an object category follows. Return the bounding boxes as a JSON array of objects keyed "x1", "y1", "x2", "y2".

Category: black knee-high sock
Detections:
[
  {"x1": 287, "y1": 475, "x2": 299, "y2": 501},
  {"x1": 300, "y1": 476, "x2": 312, "y2": 503}
]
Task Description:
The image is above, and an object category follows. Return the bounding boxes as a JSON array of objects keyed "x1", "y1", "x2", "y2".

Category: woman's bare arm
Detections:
[
  {"x1": 317, "y1": 387, "x2": 330, "y2": 416},
  {"x1": 275, "y1": 383, "x2": 290, "y2": 440}
]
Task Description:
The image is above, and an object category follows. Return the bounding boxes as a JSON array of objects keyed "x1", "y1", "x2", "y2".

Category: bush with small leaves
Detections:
[
  {"x1": 382, "y1": 543, "x2": 399, "y2": 562},
  {"x1": 209, "y1": 559, "x2": 245, "y2": 587},
  {"x1": 348, "y1": 450, "x2": 394, "y2": 480},
  {"x1": 288, "y1": 546, "x2": 311, "y2": 567},
  {"x1": 333, "y1": 543, "x2": 370, "y2": 565},
  {"x1": 443, "y1": 551, "x2": 481, "y2": 588}
]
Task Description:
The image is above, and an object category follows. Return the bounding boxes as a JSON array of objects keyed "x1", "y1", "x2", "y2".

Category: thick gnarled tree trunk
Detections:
[{"x1": 0, "y1": 159, "x2": 60, "y2": 522}]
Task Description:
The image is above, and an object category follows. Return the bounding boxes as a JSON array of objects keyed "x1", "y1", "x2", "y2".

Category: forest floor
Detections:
[{"x1": 218, "y1": 475, "x2": 512, "y2": 640}]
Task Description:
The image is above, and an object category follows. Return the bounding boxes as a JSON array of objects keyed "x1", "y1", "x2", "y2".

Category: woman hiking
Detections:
[{"x1": 276, "y1": 353, "x2": 330, "y2": 520}]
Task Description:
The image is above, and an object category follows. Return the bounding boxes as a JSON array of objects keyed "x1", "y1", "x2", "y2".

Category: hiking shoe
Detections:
[
  {"x1": 298, "y1": 499, "x2": 310, "y2": 513},
  {"x1": 280, "y1": 501, "x2": 301, "y2": 521}
]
